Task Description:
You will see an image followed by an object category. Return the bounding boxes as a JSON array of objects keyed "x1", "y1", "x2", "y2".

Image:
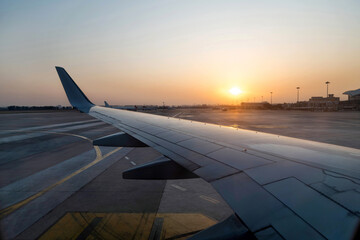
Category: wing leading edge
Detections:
[{"x1": 56, "y1": 67, "x2": 360, "y2": 240}]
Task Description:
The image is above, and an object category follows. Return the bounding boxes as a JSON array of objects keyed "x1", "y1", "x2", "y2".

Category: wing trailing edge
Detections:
[
  {"x1": 93, "y1": 132, "x2": 148, "y2": 147},
  {"x1": 123, "y1": 156, "x2": 199, "y2": 180}
]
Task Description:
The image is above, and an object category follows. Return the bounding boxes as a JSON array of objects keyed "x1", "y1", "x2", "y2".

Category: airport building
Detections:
[
  {"x1": 341, "y1": 88, "x2": 360, "y2": 110},
  {"x1": 308, "y1": 94, "x2": 340, "y2": 110},
  {"x1": 343, "y1": 88, "x2": 360, "y2": 101},
  {"x1": 241, "y1": 102, "x2": 271, "y2": 109}
]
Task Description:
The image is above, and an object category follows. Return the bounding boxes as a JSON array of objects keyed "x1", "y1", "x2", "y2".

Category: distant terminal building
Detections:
[
  {"x1": 283, "y1": 101, "x2": 311, "y2": 110},
  {"x1": 343, "y1": 89, "x2": 360, "y2": 101},
  {"x1": 308, "y1": 94, "x2": 340, "y2": 110},
  {"x1": 241, "y1": 102, "x2": 271, "y2": 109},
  {"x1": 341, "y1": 88, "x2": 360, "y2": 110}
]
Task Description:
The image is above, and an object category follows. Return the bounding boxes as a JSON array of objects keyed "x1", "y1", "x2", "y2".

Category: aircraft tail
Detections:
[
  {"x1": 104, "y1": 101, "x2": 110, "y2": 107},
  {"x1": 55, "y1": 67, "x2": 94, "y2": 113}
]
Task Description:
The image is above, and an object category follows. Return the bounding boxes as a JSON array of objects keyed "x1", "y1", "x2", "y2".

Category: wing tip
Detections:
[
  {"x1": 55, "y1": 66, "x2": 94, "y2": 113},
  {"x1": 55, "y1": 66, "x2": 64, "y2": 70}
]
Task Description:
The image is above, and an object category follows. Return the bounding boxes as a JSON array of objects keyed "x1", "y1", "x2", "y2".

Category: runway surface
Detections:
[
  {"x1": 0, "y1": 111, "x2": 231, "y2": 240},
  {"x1": 0, "y1": 109, "x2": 359, "y2": 239}
]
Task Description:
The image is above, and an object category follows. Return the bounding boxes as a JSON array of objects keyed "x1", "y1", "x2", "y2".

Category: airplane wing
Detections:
[{"x1": 56, "y1": 67, "x2": 360, "y2": 240}]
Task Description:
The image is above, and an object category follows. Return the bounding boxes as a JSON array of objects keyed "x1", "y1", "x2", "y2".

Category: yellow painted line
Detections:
[
  {"x1": 158, "y1": 213, "x2": 216, "y2": 239},
  {"x1": 39, "y1": 212, "x2": 157, "y2": 240},
  {"x1": 0, "y1": 147, "x2": 121, "y2": 219},
  {"x1": 39, "y1": 212, "x2": 215, "y2": 240},
  {"x1": 0, "y1": 130, "x2": 122, "y2": 219},
  {"x1": 42, "y1": 131, "x2": 91, "y2": 141}
]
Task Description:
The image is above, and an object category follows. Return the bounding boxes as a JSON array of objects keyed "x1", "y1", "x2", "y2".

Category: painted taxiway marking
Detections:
[
  {"x1": 172, "y1": 112, "x2": 183, "y2": 118},
  {"x1": 0, "y1": 146, "x2": 121, "y2": 219},
  {"x1": 0, "y1": 130, "x2": 122, "y2": 219},
  {"x1": 125, "y1": 156, "x2": 130, "y2": 160},
  {"x1": 0, "y1": 121, "x2": 105, "y2": 144},
  {"x1": 39, "y1": 213, "x2": 216, "y2": 240},
  {"x1": 199, "y1": 195, "x2": 220, "y2": 204},
  {"x1": 171, "y1": 184, "x2": 187, "y2": 191},
  {"x1": 0, "y1": 119, "x2": 98, "y2": 135},
  {"x1": 130, "y1": 161, "x2": 136, "y2": 166}
]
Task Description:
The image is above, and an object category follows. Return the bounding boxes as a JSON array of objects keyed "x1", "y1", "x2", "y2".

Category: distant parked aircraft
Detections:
[
  {"x1": 104, "y1": 100, "x2": 110, "y2": 107},
  {"x1": 104, "y1": 101, "x2": 137, "y2": 111}
]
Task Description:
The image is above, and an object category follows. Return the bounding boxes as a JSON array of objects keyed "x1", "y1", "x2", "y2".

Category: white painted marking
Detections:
[
  {"x1": 51, "y1": 122, "x2": 105, "y2": 133},
  {"x1": 0, "y1": 132, "x2": 45, "y2": 144},
  {"x1": 350, "y1": 152, "x2": 360, "y2": 157},
  {"x1": 0, "y1": 122, "x2": 104, "y2": 144},
  {"x1": 172, "y1": 112, "x2": 183, "y2": 118},
  {"x1": 0, "y1": 119, "x2": 98, "y2": 135},
  {"x1": 130, "y1": 161, "x2": 136, "y2": 166},
  {"x1": 199, "y1": 195, "x2": 220, "y2": 204},
  {"x1": 171, "y1": 184, "x2": 187, "y2": 191},
  {"x1": 0, "y1": 149, "x2": 97, "y2": 208},
  {"x1": 125, "y1": 156, "x2": 129, "y2": 160}
]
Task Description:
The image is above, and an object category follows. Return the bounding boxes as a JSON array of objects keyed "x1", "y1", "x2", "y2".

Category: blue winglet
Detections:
[{"x1": 55, "y1": 66, "x2": 94, "y2": 113}]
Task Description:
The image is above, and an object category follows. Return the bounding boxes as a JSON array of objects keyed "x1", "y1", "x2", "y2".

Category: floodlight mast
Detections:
[
  {"x1": 296, "y1": 87, "x2": 300, "y2": 103},
  {"x1": 325, "y1": 81, "x2": 330, "y2": 97}
]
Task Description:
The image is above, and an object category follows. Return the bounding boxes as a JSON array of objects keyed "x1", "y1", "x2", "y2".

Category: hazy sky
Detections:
[{"x1": 0, "y1": 0, "x2": 359, "y2": 106}]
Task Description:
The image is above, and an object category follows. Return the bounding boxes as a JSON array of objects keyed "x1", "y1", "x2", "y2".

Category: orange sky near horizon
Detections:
[{"x1": 0, "y1": 1, "x2": 359, "y2": 106}]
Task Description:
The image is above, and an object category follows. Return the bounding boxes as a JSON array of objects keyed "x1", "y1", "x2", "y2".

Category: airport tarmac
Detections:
[
  {"x1": 0, "y1": 109, "x2": 359, "y2": 239},
  {"x1": 150, "y1": 109, "x2": 360, "y2": 149},
  {"x1": 0, "y1": 111, "x2": 232, "y2": 240}
]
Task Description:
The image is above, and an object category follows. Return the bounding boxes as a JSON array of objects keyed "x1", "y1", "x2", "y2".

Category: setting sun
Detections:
[{"x1": 229, "y1": 87, "x2": 242, "y2": 96}]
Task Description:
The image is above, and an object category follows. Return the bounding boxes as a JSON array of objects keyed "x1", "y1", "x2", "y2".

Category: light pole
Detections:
[
  {"x1": 270, "y1": 92, "x2": 273, "y2": 105},
  {"x1": 261, "y1": 96, "x2": 263, "y2": 102},
  {"x1": 325, "y1": 81, "x2": 330, "y2": 98},
  {"x1": 296, "y1": 87, "x2": 300, "y2": 103}
]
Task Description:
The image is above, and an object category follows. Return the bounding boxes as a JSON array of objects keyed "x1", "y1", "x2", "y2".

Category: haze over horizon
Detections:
[{"x1": 0, "y1": 0, "x2": 359, "y2": 106}]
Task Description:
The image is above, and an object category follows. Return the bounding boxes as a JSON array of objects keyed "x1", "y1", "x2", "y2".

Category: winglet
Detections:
[{"x1": 55, "y1": 67, "x2": 94, "y2": 113}]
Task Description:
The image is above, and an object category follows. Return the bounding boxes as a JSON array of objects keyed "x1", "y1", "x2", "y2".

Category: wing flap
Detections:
[
  {"x1": 93, "y1": 132, "x2": 148, "y2": 147},
  {"x1": 122, "y1": 156, "x2": 198, "y2": 180}
]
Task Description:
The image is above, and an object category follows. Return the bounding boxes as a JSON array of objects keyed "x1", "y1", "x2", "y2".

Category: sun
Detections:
[{"x1": 229, "y1": 87, "x2": 242, "y2": 96}]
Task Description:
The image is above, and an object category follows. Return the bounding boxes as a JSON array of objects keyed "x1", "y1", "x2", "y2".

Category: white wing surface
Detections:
[{"x1": 56, "y1": 67, "x2": 360, "y2": 240}]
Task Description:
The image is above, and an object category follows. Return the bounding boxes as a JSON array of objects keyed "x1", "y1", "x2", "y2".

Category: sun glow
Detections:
[{"x1": 229, "y1": 87, "x2": 242, "y2": 96}]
